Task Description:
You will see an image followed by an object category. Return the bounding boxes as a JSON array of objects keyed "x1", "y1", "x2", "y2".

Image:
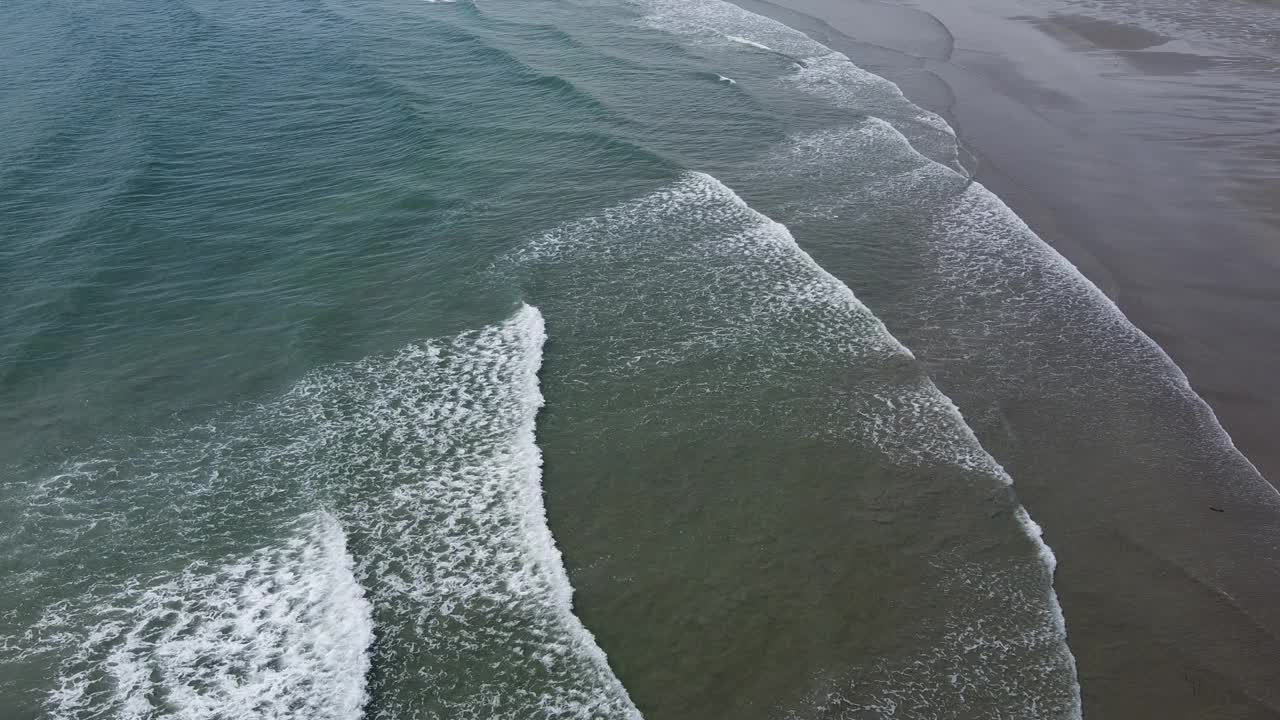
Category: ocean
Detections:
[{"x1": 0, "y1": 0, "x2": 1268, "y2": 717}]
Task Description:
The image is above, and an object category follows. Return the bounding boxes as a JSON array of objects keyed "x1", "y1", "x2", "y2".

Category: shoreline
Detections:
[
  {"x1": 733, "y1": 0, "x2": 1280, "y2": 486},
  {"x1": 727, "y1": 0, "x2": 1280, "y2": 716}
]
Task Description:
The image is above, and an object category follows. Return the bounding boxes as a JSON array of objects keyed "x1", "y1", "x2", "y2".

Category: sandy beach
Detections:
[{"x1": 729, "y1": 0, "x2": 1280, "y2": 716}]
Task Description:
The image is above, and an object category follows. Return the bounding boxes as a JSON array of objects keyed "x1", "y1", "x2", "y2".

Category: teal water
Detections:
[{"x1": 2, "y1": 0, "x2": 1264, "y2": 717}]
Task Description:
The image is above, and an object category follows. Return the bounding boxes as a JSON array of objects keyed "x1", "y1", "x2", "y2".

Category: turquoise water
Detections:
[{"x1": 3, "y1": 0, "x2": 1263, "y2": 717}]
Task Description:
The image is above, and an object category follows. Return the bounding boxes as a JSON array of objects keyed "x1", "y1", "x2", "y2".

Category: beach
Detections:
[{"x1": 730, "y1": 0, "x2": 1280, "y2": 716}]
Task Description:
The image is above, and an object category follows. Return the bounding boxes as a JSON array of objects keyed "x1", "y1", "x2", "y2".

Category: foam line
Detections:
[
  {"x1": 515, "y1": 169, "x2": 1082, "y2": 716},
  {"x1": 277, "y1": 305, "x2": 643, "y2": 719},
  {"x1": 699, "y1": 175, "x2": 1081, "y2": 709},
  {"x1": 44, "y1": 513, "x2": 373, "y2": 720},
  {"x1": 19, "y1": 307, "x2": 643, "y2": 720}
]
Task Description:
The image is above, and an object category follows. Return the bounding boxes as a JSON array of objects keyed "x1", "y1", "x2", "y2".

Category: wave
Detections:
[
  {"x1": 632, "y1": 0, "x2": 960, "y2": 168},
  {"x1": 291, "y1": 305, "x2": 642, "y2": 720},
  {"x1": 623, "y1": 0, "x2": 1280, "y2": 708},
  {"x1": 635, "y1": 0, "x2": 1273, "y2": 505},
  {"x1": 764, "y1": 114, "x2": 1276, "y2": 497},
  {"x1": 518, "y1": 171, "x2": 1012, "y2": 471},
  {"x1": 766, "y1": 119, "x2": 1280, "y2": 654},
  {"x1": 653, "y1": 0, "x2": 1280, "y2": 702},
  {"x1": 506, "y1": 171, "x2": 1081, "y2": 717},
  {"x1": 40, "y1": 513, "x2": 373, "y2": 720},
  {"x1": 3, "y1": 307, "x2": 641, "y2": 720},
  {"x1": 726, "y1": 34, "x2": 773, "y2": 51}
]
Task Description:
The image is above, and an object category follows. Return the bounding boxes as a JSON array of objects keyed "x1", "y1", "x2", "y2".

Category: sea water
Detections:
[{"x1": 3, "y1": 0, "x2": 1264, "y2": 717}]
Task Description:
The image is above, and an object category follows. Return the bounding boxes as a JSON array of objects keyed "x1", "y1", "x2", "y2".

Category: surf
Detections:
[
  {"x1": 632, "y1": 0, "x2": 1280, "y2": 710},
  {"x1": 41, "y1": 513, "x2": 373, "y2": 720},
  {"x1": 300, "y1": 305, "x2": 642, "y2": 720},
  {"x1": 634, "y1": 0, "x2": 1272, "y2": 499},
  {"x1": 3, "y1": 307, "x2": 642, "y2": 720},
  {"x1": 506, "y1": 170, "x2": 1082, "y2": 718}
]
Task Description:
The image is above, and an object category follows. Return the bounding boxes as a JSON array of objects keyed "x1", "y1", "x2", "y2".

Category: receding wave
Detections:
[
  {"x1": 618, "y1": 0, "x2": 1280, "y2": 709},
  {"x1": 635, "y1": 0, "x2": 1272, "y2": 503},
  {"x1": 633, "y1": 0, "x2": 960, "y2": 168},
  {"x1": 505, "y1": 171, "x2": 1081, "y2": 717},
  {"x1": 762, "y1": 114, "x2": 1274, "y2": 496}
]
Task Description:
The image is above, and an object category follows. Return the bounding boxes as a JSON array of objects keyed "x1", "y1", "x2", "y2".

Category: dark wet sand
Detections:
[{"x1": 730, "y1": 0, "x2": 1280, "y2": 716}]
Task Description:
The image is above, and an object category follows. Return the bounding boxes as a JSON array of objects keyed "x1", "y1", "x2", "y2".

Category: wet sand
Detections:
[{"x1": 729, "y1": 0, "x2": 1280, "y2": 717}]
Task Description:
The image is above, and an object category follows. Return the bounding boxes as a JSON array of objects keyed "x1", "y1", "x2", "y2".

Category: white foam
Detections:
[
  {"x1": 15, "y1": 307, "x2": 643, "y2": 720},
  {"x1": 633, "y1": 0, "x2": 958, "y2": 163},
  {"x1": 521, "y1": 171, "x2": 1010, "y2": 471},
  {"x1": 638, "y1": 0, "x2": 829, "y2": 59},
  {"x1": 44, "y1": 512, "x2": 373, "y2": 720},
  {"x1": 726, "y1": 34, "x2": 772, "y2": 51},
  {"x1": 716, "y1": 74, "x2": 737, "y2": 84},
  {"x1": 273, "y1": 305, "x2": 642, "y2": 720},
  {"x1": 763, "y1": 126, "x2": 1094, "y2": 719},
  {"x1": 787, "y1": 547, "x2": 1077, "y2": 719},
  {"x1": 512, "y1": 171, "x2": 1081, "y2": 717},
  {"x1": 776, "y1": 116, "x2": 1276, "y2": 502},
  {"x1": 678, "y1": 177, "x2": 1081, "y2": 676}
]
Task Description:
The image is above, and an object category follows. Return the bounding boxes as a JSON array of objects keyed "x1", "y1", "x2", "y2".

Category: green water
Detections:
[{"x1": 8, "y1": 0, "x2": 1262, "y2": 717}]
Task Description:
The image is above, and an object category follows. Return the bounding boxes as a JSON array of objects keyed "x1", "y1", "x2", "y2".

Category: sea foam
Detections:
[
  {"x1": 286, "y1": 305, "x2": 642, "y2": 720},
  {"x1": 10, "y1": 307, "x2": 642, "y2": 720},
  {"x1": 44, "y1": 513, "x2": 372, "y2": 720},
  {"x1": 521, "y1": 171, "x2": 1009, "y2": 472},
  {"x1": 634, "y1": 0, "x2": 959, "y2": 167},
  {"x1": 510, "y1": 171, "x2": 1082, "y2": 718}
]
